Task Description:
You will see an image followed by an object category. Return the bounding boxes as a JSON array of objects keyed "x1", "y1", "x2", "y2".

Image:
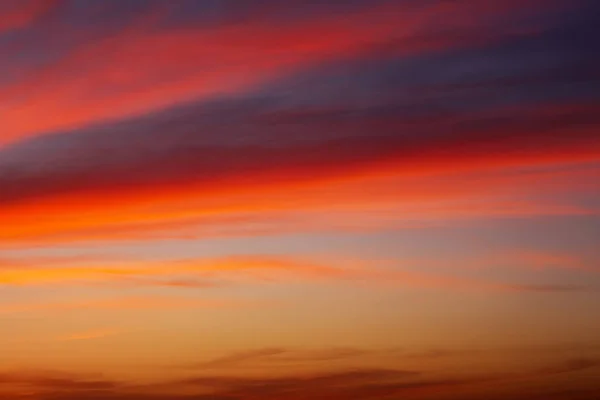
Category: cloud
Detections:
[
  {"x1": 176, "y1": 368, "x2": 421, "y2": 399},
  {"x1": 0, "y1": 2, "x2": 598, "y2": 399},
  {"x1": 1, "y1": 100, "x2": 598, "y2": 245},
  {"x1": 0, "y1": 370, "x2": 120, "y2": 397},
  {"x1": 1, "y1": 354, "x2": 598, "y2": 400},
  {"x1": 0, "y1": 0, "x2": 58, "y2": 32},
  {"x1": 0, "y1": 0, "x2": 597, "y2": 245},
  {"x1": 0, "y1": 368, "x2": 418, "y2": 400},
  {"x1": 0, "y1": 254, "x2": 588, "y2": 294},
  {"x1": 189, "y1": 347, "x2": 368, "y2": 370},
  {"x1": 3, "y1": 99, "x2": 598, "y2": 203},
  {"x1": 1, "y1": 0, "x2": 570, "y2": 145},
  {"x1": 1, "y1": 0, "x2": 498, "y2": 144},
  {"x1": 147, "y1": 354, "x2": 600, "y2": 399},
  {"x1": 540, "y1": 358, "x2": 599, "y2": 375}
]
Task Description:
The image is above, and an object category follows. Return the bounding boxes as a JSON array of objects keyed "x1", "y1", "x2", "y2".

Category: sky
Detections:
[{"x1": 0, "y1": 0, "x2": 599, "y2": 399}]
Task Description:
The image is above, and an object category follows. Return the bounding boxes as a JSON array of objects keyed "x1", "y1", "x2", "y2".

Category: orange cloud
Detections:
[
  {"x1": 1, "y1": 145, "x2": 597, "y2": 245},
  {"x1": 0, "y1": 254, "x2": 585, "y2": 293}
]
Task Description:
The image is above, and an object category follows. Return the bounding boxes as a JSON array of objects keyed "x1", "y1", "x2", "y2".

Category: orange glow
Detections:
[
  {"x1": 1, "y1": 128, "x2": 597, "y2": 244},
  {"x1": 1, "y1": 1, "x2": 599, "y2": 398}
]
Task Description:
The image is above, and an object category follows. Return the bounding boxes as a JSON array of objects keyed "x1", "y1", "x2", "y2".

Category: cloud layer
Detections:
[
  {"x1": 0, "y1": 349, "x2": 598, "y2": 400},
  {"x1": 1, "y1": 0, "x2": 598, "y2": 245},
  {"x1": 1, "y1": 2, "x2": 599, "y2": 399}
]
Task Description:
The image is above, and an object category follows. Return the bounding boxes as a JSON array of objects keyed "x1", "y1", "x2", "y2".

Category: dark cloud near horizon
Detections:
[
  {"x1": 1, "y1": 355, "x2": 598, "y2": 400},
  {"x1": 185, "y1": 347, "x2": 369, "y2": 370}
]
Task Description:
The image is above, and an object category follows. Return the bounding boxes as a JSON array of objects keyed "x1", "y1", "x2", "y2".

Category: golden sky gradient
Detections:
[{"x1": 0, "y1": 1, "x2": 599, "y2": 399}]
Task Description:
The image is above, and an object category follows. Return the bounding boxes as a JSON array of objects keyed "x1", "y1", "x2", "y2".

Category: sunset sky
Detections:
[{"x1": 0, "y1": 0, "x2": 599, "y2": 399}]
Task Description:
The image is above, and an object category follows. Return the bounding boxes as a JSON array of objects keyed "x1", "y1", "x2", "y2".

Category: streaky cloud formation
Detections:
[
  {"x1": 1, "y1": 103, "x2": 598, "y2": 244},
  {"x1": 1, "y1": 1, "x2": 599, "y2": 399},
  {"x1": 1, "y1": 0, "x2": 573, "y2": 145},
  {"x1": 0, "y1": 254, "x2": 588, "y2": 293},
  {"x1": 0, "y1": 352, "x2": 598, "y2": 400}
]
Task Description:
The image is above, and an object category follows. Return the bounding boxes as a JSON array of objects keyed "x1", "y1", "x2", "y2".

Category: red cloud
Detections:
[
  {"x1": 0, "y1": 0, "x2": 557, "y2": 145},
  {"x1": 0, "y1": 0, "x2": 57, "y2": 32},
  {"x1": 1, "y1": 103, "x2": 598, "y2": 245}
]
